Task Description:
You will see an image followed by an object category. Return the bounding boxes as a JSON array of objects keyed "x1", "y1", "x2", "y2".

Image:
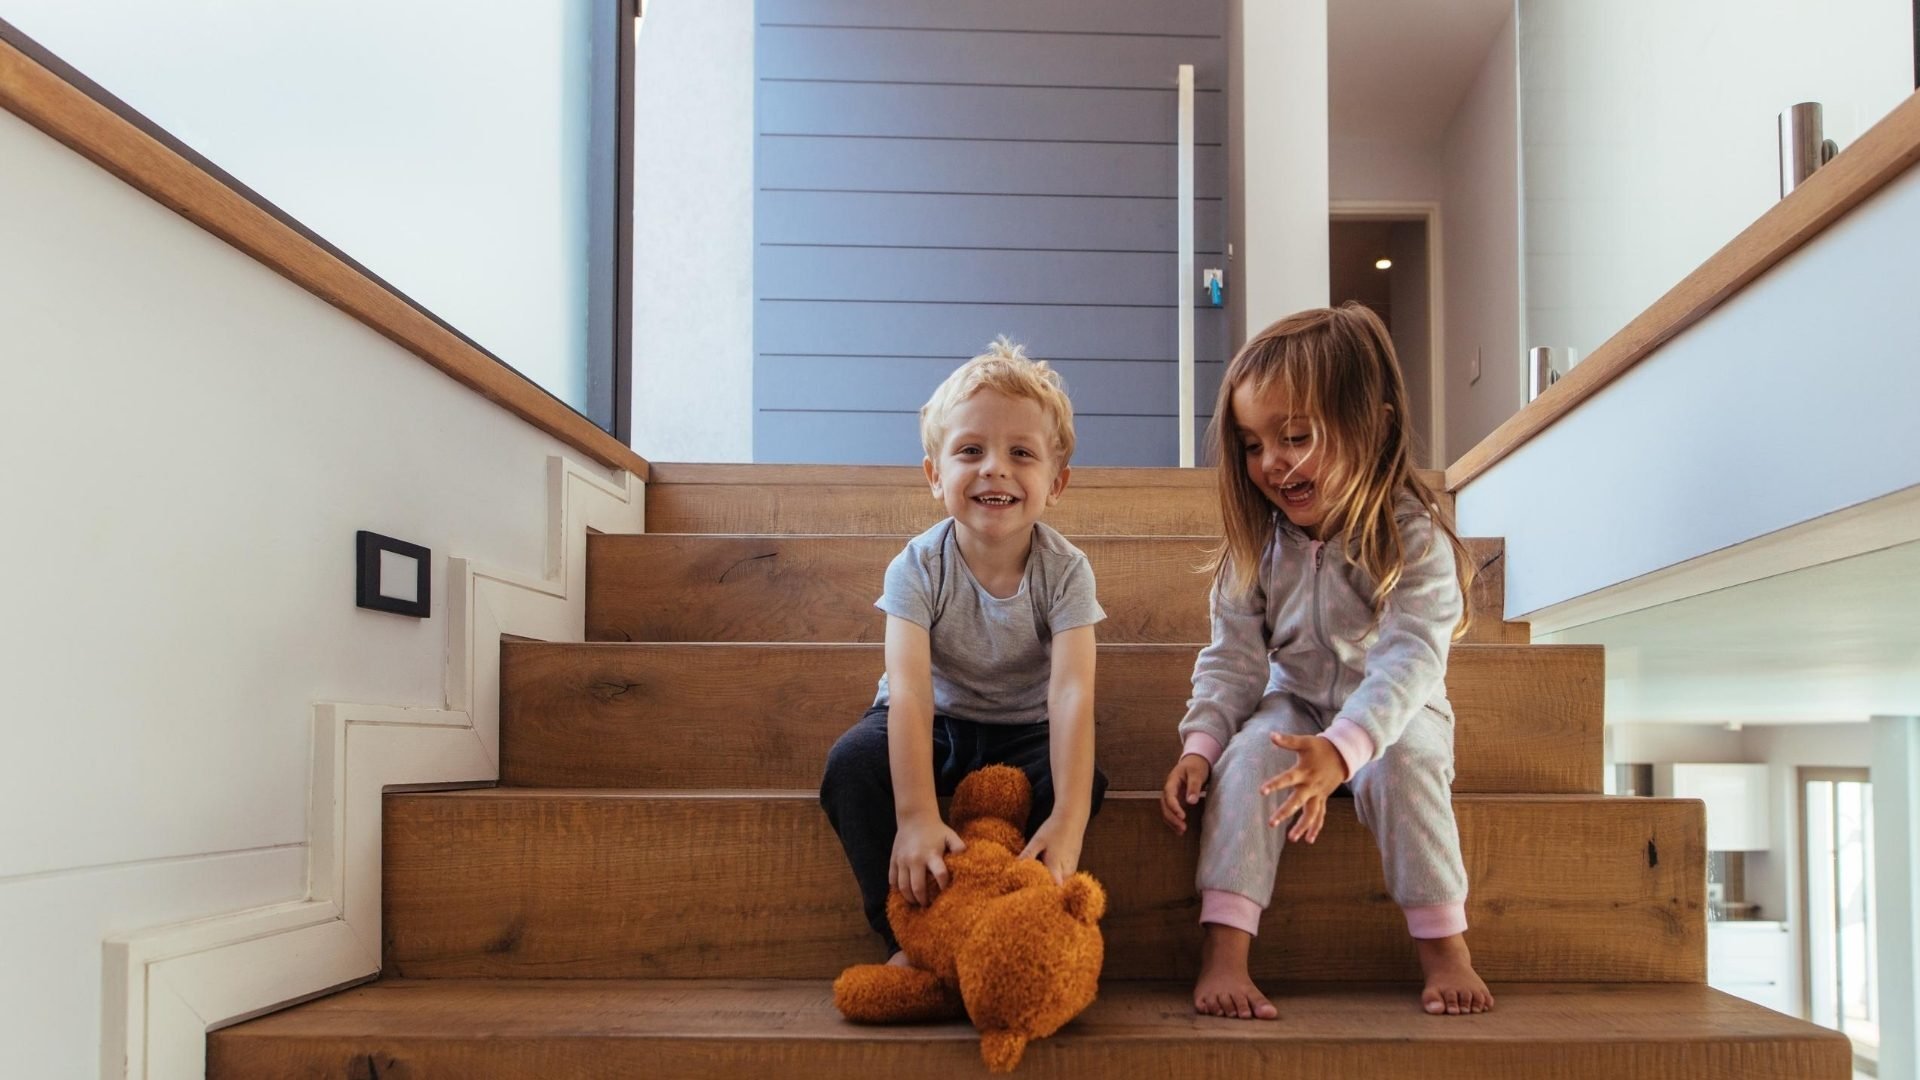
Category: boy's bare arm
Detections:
[
  {"x1": 1023, "y1": 624, "x2": 1097, "y2": 881},
  {"x1": 884, "y1": 615, "x2": 962, "y2": 904}
]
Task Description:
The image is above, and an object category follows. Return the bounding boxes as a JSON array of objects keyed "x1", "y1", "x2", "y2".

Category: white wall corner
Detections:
[{"x1": 100, "y1": 455, "x2": 645, "y2": 1080}]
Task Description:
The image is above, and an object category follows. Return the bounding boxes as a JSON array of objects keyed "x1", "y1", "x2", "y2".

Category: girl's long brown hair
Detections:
[{"x1": 1205, "y1": 303, "x2": 1473, "y2": 639}]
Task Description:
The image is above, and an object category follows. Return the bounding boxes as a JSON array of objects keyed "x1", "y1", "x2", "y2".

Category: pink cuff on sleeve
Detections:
[
  {"x1": 1321, "y1": 718, "x2": 1376, "y2": 780},
  {"x1": 1181, "y1": 731, "x2": 1225, "y2": 768},
  {"x1": 1199, "y1": 889, "x2": 1264, "y2": 936},
  {"x1": 1403, "y1": 902, "x2": 1468, "y2": 939}
]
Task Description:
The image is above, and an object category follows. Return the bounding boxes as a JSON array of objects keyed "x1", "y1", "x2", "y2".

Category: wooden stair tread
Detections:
[
  {"x1": 500, "y1": 641, "x2": 1602, "y2": 794},
  {"x1": 587, "y1": 533, "x2": 1525, "y2": 645},
  {"x1": 383, "y1": 791, "x2": 1704, "y2": 983},
  {"x1": 209, "y1": 979, "x2": 1848, "y2": 1079}
]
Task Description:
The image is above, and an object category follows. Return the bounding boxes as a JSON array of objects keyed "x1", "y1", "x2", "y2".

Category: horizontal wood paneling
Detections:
[
  {"x1": 381, "y1": 792, "x2": 1705, "y2": 982},
  {"x1": 751, "y1": 411, "x2": 1216, "y2": 466},
  {"x1": 209, "y1": 980, "x2": 1850, "y2": 1080},
  {"x1": 754, "y1": 355, "x2": 1226, "y2": 416},
  {"x1": 759, "y1": 0, "x2": 1227, "y2": 37},
  {"x1": 760, "y1": 25, "x2": 1226, "y2": 89},
  {"x1": 755, "y1": 1, "x2": 1227, "y2": 465},
  {"x1": 759, "y1": 247, "x2": 1182, "y2": 306},
  {"x1": 760, "y1": 136, "x2": 1227, "y2": 200},
  {"x1": 500, "y1": 641, "x2": 1604, "y2": 794},
  {"x1": 757, "y1": 299, "x2": 1225, "y2": 359},
  {"x1": 758, "y1": 190, "x2": 1227, "y2": 251}
]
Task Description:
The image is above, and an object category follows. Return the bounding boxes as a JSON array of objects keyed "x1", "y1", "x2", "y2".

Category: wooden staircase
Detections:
[{"x1": 208, "y1": 464, "x2": 1850, "y2": 1078}]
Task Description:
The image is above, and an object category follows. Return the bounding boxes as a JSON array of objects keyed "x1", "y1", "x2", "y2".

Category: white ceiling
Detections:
[
  {"x1": 1540, "y1": 542, "x2": 1920, "y2": 726},
  {"x1": 1328, "y1": 0, "x2": 1514, "y2": 144}
]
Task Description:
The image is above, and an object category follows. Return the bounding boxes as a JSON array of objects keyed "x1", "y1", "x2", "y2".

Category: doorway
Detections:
[
  {"x1": 1801, "y1": 767, "x2": 1879, "y2": 1074},
  {"x1": 1329, "y1": 207, "x2": 1442, "y2": 469}
]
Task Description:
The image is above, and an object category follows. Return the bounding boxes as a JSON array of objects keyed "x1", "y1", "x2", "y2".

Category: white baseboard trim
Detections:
[{"x1": 101, "y1": 455, "x2": 645, "y2": 1080}]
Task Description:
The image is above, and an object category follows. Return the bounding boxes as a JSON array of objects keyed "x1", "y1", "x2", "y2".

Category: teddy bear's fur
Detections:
[{"x1": 831, "y1": 764, "x2": 1106, "y2": 1072}]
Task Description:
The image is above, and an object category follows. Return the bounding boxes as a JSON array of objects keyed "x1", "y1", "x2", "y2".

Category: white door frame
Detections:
[{"x1": 1329, "y1": 200, "x2": 1445, "y2": 470}]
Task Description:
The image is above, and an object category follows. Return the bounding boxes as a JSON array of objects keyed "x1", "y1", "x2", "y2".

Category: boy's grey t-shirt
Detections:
[{"x1": 872, "y1": 519, "x2": 1105, "y2": 725}]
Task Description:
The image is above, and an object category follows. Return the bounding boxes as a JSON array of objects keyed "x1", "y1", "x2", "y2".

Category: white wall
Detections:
[
  {"x1": 1331, "y1": 137, "x2": 1443, "y2": 203},
  {"x1": 0, "y1": 105, "x2": 623, "y2": 1076},
  {"x1": 1439, "y1": 13, "x2": 1522, "y2": 462},
  {"x1": 6, "y1": 0, "x2": 610, "y2": 417},
  {"x1": 1519, "y1": 0, "x2": 1914, "y2": 370},
  {"x1": 1234, "y1": 0, "x2": 1331, "y2": 336},
  {"x1": 630, "y1": 2, "x2": 755, "y2": 463},
  {"x1": 1457, "y1": 162, "x2": 1920, "y2": 619}
]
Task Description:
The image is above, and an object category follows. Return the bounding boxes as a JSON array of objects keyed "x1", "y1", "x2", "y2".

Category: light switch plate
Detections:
[
  {"x1": 356, "y1": 531, "x2": 431, "y2": 618},
  {"x1": 1470, "y1": 347, "x2": 1482, "y2": 385}
]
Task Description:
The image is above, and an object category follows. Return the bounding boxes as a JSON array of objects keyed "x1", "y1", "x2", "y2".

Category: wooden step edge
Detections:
[
  {"x1": 412, "y1": 790, "x2": 1652, "y2": 807},
  {"x1": 504, "y1": 639, "x2": 1594, "y2": 656},
  {"x1": 647, "y1": 463, "x2": 1451, "y2": 491},
  {"x1": 208, "y1": 980, "x2": 1851, "y2": 1080}
]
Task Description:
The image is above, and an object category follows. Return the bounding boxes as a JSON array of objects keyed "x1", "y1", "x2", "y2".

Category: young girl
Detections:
[{"x1": 1159, "y1": 304, "x2": 1493, "y2": 1020}]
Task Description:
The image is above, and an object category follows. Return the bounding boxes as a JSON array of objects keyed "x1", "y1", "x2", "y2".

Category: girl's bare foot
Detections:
[
  {"x1": 1415, "y1": 934, "x2": 1494, "y2": 1015},
  {"x1": 885, "y1": 950, "x2": 913, "y2": 968},
  {"x1": 1193, "y1": 924, "x2": 1278, "y2": 1020}
]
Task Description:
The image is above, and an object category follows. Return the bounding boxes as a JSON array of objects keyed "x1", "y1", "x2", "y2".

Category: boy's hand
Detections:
[
  {"x1": 1019, "y1": 814, "x2": 1086, "y2": 884},
  {"x1": 1261, "y1": 733, "x2": 1345, "y2": 844},
  {"x1": 1160, "y1": 753, "x2": 1211, "y2": 835},
  {"x1": 891, "y1": 813, "x2": 967, "y2": 906}
]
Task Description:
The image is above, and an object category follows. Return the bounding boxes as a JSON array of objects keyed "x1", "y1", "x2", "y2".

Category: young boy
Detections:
[{"x1": 819, "y1": 338, "x2": 1107, "y2": 965}]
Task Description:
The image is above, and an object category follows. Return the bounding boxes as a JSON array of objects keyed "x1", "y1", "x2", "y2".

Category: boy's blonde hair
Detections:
[
  {"x1": 1206, "y1": 304, "x2": 1473, "y2": 638},
  {"x1": 919, "y1": 337, "x2": 1077, "y2": 466}
]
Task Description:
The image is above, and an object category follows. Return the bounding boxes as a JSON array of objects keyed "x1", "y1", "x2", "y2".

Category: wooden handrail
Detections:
[
  {"x1": 0, "y1": 26, "x2": 650, "y2": 481},
  {"x1": 1446, "y1": 88, "x2": 1920, "y2": 492}
]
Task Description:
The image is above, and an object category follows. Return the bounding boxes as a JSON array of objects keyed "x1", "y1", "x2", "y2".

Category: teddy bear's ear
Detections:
[{"x1": 1063, "y1": 874, "x2": 1106, "y2": 924}]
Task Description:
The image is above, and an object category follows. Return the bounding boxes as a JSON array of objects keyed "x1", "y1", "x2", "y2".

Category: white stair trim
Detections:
[{"x1": 100, "y1": 455, "x2": 645, "y2": 1080}]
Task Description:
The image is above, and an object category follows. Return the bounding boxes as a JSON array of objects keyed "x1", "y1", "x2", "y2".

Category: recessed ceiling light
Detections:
[{"x1": 1374, "y1": 258, "x2": 1393, "y2": 270}]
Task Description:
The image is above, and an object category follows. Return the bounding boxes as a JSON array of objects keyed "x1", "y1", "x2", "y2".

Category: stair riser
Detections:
[
  {"x1": 383, "y1": 795, "x2": 1704, "y2": 983},
  {"x1": 651, "y1": 483, "x2": 1226, "y2": 537},
  {"x1": 587, "y1": 535, "x2": 1522, "y2": 645},
  {"x1": 500, "y1": 643, "x2": 1603, "y2": 794},
  {"x1": 642, "y1": 466, "x2": 1454, "y2": 538}
]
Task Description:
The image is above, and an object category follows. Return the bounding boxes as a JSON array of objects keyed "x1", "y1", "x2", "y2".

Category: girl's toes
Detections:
[
  {"x1": 1445, "y1": 990, "x2": 1463, "y2": 1015},
  {"x1": 1422, "y1": 989, "x2": 1446, "y2": 1015}
]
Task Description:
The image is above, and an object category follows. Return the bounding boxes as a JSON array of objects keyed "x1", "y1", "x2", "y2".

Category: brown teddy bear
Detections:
[{"x1": 831, "y1": 764, "x2": 1107, "y2": 1072}]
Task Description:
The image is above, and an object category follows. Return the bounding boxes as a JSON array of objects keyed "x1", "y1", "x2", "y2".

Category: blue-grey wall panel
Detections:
[
  {"x1": 760, "y1": 83, "x2": 1225, "y2": 144},
  {"x1": 759, "y1": 247, "x2": 1181, "y2": 306},
  {"x1": 758, "y1": 410, "x2": 1218, "y2": 468},
  {"x1": 758, "y1": 191, "x2": 1226, "y2": 252},
  {"x1": 759, "y1": 0, "x2": 1225, "y2": 37},
  {"x1": 755, "y1": 0, "x2": 1228, "y2": 466},
  {"x1": 760, "y1": 26, "x2": 1226, "y2": 88},
  {"x1": 758, "y1": 300, "x2": 1226, "y2": 362},
  {"x1": 760, "y1": 136, "x2": 1226, "y2": 199},
  {"x1": 756, "y1": 355, "x2": 1227, "y2": 417}
]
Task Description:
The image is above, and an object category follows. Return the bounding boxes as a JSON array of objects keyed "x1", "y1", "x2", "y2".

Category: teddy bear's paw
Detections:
[
  {"x1": 979, "y1": 1029, "x2": 1030, "y2": 1073},
  {"x1": 832, "y1": 963, "x2": 964, "y2": 1023},
  {"x1": 1063, "y1": 873, "x2": 1107, "y2": 924}
]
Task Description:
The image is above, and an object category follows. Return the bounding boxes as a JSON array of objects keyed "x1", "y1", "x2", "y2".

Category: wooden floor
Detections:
[{"x1": 209, "y1": 979, "x2": 1850, "y2": 1079}]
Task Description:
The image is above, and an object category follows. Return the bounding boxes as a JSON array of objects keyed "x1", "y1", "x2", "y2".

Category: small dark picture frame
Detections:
[{"x1": 356, "y1": 531, "x2": 431, "y2": 618}]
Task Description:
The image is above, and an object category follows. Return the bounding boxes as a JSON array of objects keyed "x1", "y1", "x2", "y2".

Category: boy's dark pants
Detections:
[{"x1": 819, "y1": 705, "x2": 1110, "y2": 956}]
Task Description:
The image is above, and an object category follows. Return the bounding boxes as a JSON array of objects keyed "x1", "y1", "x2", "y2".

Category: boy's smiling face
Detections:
[{"x1": 924, "y1": 389, "x2": 1069, "y2": 544}]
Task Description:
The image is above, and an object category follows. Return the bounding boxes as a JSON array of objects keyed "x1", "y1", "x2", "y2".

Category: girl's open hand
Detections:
[
  {"x1": 1261, "y1": 733, "x2": 1346, "y2": 844},
  {"x1": 1160, "y1": 753, "x2": 1211, "y2": 835}
]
